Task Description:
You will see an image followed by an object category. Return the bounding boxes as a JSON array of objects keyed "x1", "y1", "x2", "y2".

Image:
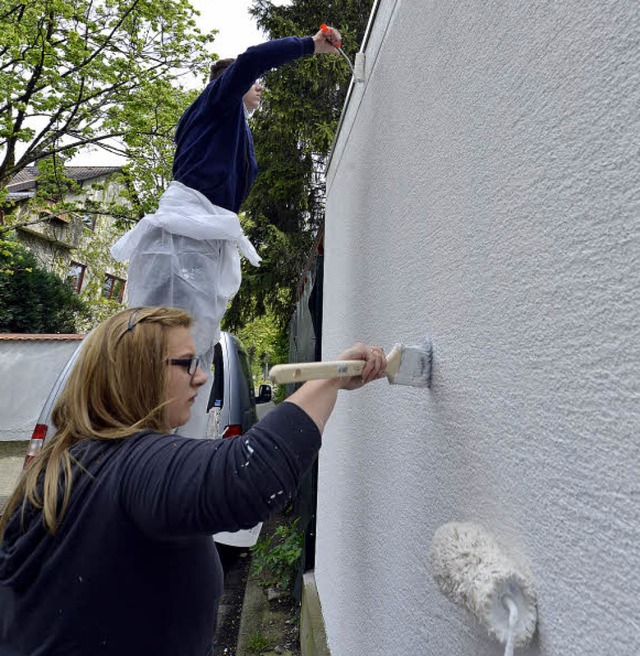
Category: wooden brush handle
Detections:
[{"x1": 269, "y1": 360, "x2": 365, "y2": 384}]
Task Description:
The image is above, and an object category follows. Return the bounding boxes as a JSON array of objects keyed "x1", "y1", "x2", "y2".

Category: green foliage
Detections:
[
  {"x1": 231, "y1": 308, "x2": 290, "y2": 384},
  {"x1": 104, "y1": 80, "x2": 200, "y2": 222},
  {"x1": 246, "y1": 633, "x2": 271, "y2": 653},
  {"x1": 0, "y1": 237, "x2": 88, "y2": 333},
  {"x1": 0, "y1": 0, "x2": 208, "y2": 258},
  {"x1": 0, "y1": 236, "x2": 28, "y2": 276},
  {"x1": 0, "y1": 0, "x2": 213, "y2": 188},
  {"x1": 32, "y1": 155, "x2": 81, "y2": 202},
  {"x1": 251, "y1": 516, "x2": 303, "y2": 593},
  {"x1": 0, "y1": 152, "x2": 89, "y2": 239},
  {"x1": 224, "y1": 0, "x2": 375, "y2": 331},
  {"x1": 273, "y1": 382, "x2": 290, "y2": 405}
]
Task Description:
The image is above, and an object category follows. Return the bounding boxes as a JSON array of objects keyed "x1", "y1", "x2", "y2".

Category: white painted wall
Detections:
[
  {"x1": 318, "y1": 1, "x2": 640, "y2": 654},
  {"x1": 0, "y1": 337, "x2": 82, "y2": 440}
]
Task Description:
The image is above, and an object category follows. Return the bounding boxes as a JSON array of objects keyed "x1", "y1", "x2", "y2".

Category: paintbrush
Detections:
[{"x1": 268, "y1": 338, "x2": 433, "y2": 388}]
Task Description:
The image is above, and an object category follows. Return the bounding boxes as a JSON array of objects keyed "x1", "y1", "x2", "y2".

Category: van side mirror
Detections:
[{"x1": 256, "y1": 384, "x2": 272, "y2": 404}]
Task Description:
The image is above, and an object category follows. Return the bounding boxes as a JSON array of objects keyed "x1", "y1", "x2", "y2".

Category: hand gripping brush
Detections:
[
  {"x1": 268, "y1": 338, "x2": 433, "y2": 388},
  {"x1": 430, "y1": 522, "x2": 538, "y2": 656}
]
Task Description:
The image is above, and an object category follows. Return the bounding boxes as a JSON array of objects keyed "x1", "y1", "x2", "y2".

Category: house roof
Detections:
[
  {"x1": 6, "y1": 166, "x2": 123, "y2": 193},
  {"x1": 6, "y1": 191, "x2": 35, "y2": 202}
]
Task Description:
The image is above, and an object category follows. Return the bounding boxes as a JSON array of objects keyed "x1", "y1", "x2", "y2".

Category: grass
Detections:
[
  {"x1": 246, "y1": 633, "x2": 271, "y2": 653},
  {"x1": 0, "y1": 441, "x2": 29, "y2": 458}
]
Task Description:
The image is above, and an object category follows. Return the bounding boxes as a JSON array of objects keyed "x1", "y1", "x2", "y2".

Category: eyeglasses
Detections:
[{"x1": 168, "y1": 357, "x2": 202, "y2": 380}]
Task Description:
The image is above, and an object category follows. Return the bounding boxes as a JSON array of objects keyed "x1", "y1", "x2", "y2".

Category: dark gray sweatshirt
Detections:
[{"x1": 0, "y1": 402, "x2": 320, "y2": 655}]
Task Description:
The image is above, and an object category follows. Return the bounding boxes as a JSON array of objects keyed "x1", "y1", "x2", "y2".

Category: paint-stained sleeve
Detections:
[{"x1": 116, "y1": 402, "x2": 321, "y2": 537}]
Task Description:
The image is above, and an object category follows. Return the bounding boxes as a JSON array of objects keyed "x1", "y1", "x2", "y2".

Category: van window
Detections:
[
  {"x1": 210, "y1": 342, "x2": 224, "y2": 410},
  {"x1": 237, "y1": 347, "x2": 256, "y2": 409}
]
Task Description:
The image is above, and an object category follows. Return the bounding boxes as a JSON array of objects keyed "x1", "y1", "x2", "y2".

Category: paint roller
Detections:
[{"x1": 430, "y1": 522, "x2": 537, "y2": 656}]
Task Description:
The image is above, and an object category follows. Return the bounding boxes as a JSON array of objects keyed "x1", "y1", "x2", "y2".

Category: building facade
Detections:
[
  {"x1": 310, "y1": 1, "x2": 640, "y2": 654},
  {"x1": 4, "y1": 166, "x2": 130, "y2": 326}
]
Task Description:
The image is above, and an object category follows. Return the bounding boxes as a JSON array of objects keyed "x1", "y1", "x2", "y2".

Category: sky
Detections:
[
  {"x1": 191, "y1": 0, "x2": 267, "y2": 60},
  {"x1": 70, "y1": 0, "x2": 291, "y2": 166}
]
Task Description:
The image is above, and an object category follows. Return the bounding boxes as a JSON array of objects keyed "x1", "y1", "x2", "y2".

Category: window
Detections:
[
  {"x1": 66, "y1": 262, "x2": 86, "y2": 293},
  {"x1": 82, "y1": 213, "x2": 96, "y2": 230},
  {"x1": 102, "y1": 274, "x2": 126, "y2": 302},
  {"x1": 82, "y1": 202, "x2": 98, "y2": 230}
]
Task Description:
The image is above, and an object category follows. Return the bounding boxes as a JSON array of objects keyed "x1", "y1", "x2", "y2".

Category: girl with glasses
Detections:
[{"x1": 0, "y1": 306, "x2": 386, "y2": 656}]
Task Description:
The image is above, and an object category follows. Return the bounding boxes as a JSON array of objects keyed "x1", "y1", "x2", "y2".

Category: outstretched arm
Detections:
[
  {"x1": 117, "y1": 342, "x2": 385, "y2": 538},
  {"x1": 284, "y1": 342, "x2": 386, "y2": 434},
  {"x1": 207, "y1": 26, "x2": 343, "y2": 106}
]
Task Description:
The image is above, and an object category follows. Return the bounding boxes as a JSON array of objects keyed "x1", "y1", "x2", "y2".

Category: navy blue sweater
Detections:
[
  {"x1": 0, "y1": 402, "x2": 320, "y2": 656},
  {"x1": 172, "y1": 36, "x2": 315, "y2": 213}
]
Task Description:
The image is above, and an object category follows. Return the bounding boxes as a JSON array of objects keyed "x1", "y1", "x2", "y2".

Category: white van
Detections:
[{"x1": 206, "y1": 331, "x2": 273, "y2": 547}]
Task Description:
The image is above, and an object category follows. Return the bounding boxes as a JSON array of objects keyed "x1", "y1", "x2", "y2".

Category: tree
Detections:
[
  {"x1": 237, "y1": 310, "x2": 290, "y2": 384},
  {"x1": 0, "y1": 0, "x2": 207, "y2": 322},
  {"x1": 0, "y1": 76, "x2": 198, "y2": 240},
  {"x1": 0, "y1": 0, "x2": 212, "y2": 190},
  {"x1": 0, "y1": 0, "x2": 214, "y2": 335},
  {"x1": 223, "y1": 0, "x2": 374, "y2": 332},
  {"x1": 103, "y1": 77, "x2": 200, "y2": 221},
  {"x1": 0, "y1": 235, "x2": 88, "y2": 332}
]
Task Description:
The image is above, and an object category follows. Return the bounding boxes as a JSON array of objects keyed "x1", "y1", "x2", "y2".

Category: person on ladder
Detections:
[{"x1": 112, "y1": 26, "x2": 342, "y2": 438}]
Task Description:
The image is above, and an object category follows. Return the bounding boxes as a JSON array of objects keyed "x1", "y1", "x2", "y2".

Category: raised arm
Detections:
[
  {"x1": 210, "y1": 36, "x2": 314, "y2": 105},
  {"x1": 205, "y1": 26, "x2": 342, "y2": 106}
]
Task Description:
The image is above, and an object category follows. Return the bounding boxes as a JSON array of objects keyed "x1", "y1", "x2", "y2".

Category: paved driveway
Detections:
[{"x1": 0, "y1": 455, "x2": 24, "y2": 510}]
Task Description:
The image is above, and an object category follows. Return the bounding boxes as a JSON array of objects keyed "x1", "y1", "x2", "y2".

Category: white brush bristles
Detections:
[
  {"x1": 386, "y1": 339, "x2": 433, "y2": 388},
  {"x1": 430, "y1": 522, "x2": 537, "y2": 647}
]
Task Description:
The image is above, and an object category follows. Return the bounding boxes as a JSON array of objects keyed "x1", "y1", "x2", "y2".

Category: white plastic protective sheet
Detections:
[{"x1": 111, "y1": 182, "x2": 261, "y2": 355}]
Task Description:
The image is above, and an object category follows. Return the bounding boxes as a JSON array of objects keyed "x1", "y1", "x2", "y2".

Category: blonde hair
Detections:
[{"x1": 0, "y1": 306, "x2": 192, "y2": 541}]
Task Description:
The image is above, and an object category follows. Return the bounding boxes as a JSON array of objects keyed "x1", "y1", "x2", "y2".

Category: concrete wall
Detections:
[
  {"x1": 0, "y1": 335, "x2": 83, "y2": 440},
  {"x1": 317, "y1": 1, "x2": 640, "y2": 654}
]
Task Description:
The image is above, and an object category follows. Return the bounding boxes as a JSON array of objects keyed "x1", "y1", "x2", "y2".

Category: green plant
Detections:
[
  {"x1": 0, "y1": 237, "x2": 89, "y2": 333},
  {"x1": 251, "y1": 517, "x2": 303, "y2": 593},
  {"x1": 246, "y1": 632, "x2": 271, "y2": 653},
  {"x1": 273, "y1": 383, "x2": 289, "y2": 405}
]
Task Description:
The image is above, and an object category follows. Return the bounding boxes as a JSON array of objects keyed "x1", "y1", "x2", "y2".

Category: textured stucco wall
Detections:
[{"x1": 318, "y1": 1, "x2": 640, "y2": 654}]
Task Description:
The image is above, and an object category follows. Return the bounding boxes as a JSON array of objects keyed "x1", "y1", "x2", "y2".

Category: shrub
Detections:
[
  {"x1": 0, "y1": 238, "x2": 88, "y2": 333},
  {"x1": 251, "y1": 517, "x2": 303, "y2": 593}
]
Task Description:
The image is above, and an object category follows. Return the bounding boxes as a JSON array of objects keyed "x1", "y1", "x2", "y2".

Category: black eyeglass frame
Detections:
[{"x1": 168, "y1": 357, "x2": 202, "y2": 380}]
